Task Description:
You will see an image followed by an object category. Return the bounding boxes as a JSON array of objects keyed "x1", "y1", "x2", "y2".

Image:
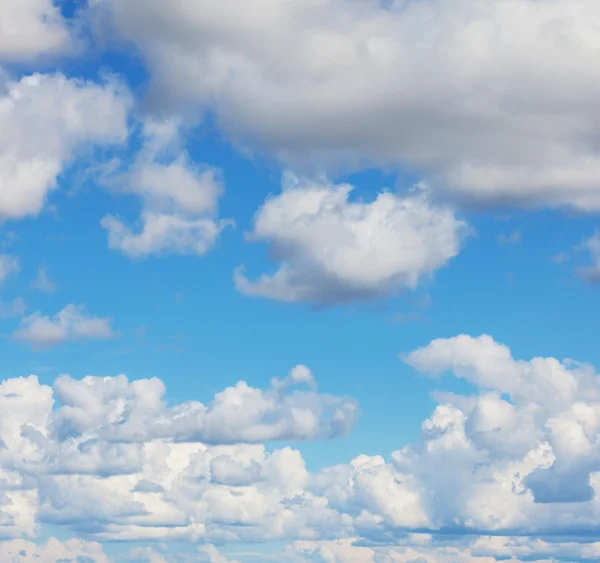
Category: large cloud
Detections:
[
  {"x1": 93, "y1": 0, "x2": 600, "y2": 210},
  {"x1": 0, "y1": 0, "x2": 72, "y2": 62},
  {"x1": 399, "y1": 334, "x2": 600, "y2": 528},
  {"x1": 4, "y1": 340, "x2": 600, "y2": 559},
  {"x1": 236, "y1": 176, "x2": 466, "y2": 304},
  {"x1": 0, "y1": 71, "x2": 130, "y2": 221},
  {"x1": 0, "y1": 366, "x2": 357, "y2": 541}
]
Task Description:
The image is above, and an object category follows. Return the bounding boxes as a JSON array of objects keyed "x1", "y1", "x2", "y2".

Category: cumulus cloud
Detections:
[
  {"x1": 286, "y1": 535, "x2": 600, "y2": 562},
  {"x1": 236, "y1": 176, "x2": 466, "y2": 304},
  {"x1": 5, "y1": 340, "x2": 600, "y2": 559},
  {"x1": 0, "y1": 537, "x2": 111, "y2": 562},
  {"x1": 48, "y1": 364, "x2": 356, "y2": 444},
  {"x1": 93, "y1": 0, "x2": 600, "y2": 210},
  {"x1": 101, "y1": 119, "x2": 232, "y2": 258},
  {"x1": 398, "y1": 334, "x2": 600, "y2": 526},
  {"x1": 0, "y1": 0, "x2": 72, "y2": 62},
  {"x1": 12, "y1": 304, "x2": 116, "y2": 348},
  {"x1": 0, "y1": 71, "x2": 130, "y2": 221},
  {"x1": 0, "y1": 367, "x2": 356, "y2": 542}
]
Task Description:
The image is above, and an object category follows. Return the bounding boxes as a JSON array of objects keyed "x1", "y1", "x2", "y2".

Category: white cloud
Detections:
[
  {"x1": 5, "y1": 339, "x2": 600, "y2": 558},
  {"x1": 0, "y1": 368, "x2": 355, "y2": 543},
  {"x1": 236, "y1": 176, "x2": 466, "y2": 304},
  {"x1": 13, "y1": 304, "x2": 116, "y2": 348},
  {"x1": 0, "y1": 537, "x2": 111, "y2": 562},
  {"x1": 0, "y1": 71, "x2": 130, "y2": 221},
  {"x1": 397, "y1": 334, "x2": 600, "y2": 529},
  {"x1": 0, "y1": 254, "x2": 19, "y2": 285},
  {"x1": 0, "y1": 0, "x2": 72, "y2": 62},
  {"x1": 102, "y1": 211, "x2": 227, "y2": 258},
  {"x1": 48, "y1": 364, "x2": 357, "y2": 444},
  {"x1": 101, "y1": 119, "x2": 232, "y2": 258},
  {"x1": 196, "y1": 544, "x2": 241, "y2": 563},
  {"x1": 94, "y1": 0, "x2": 600, "y2": 210},
  {"x1": 285, "y1": 536, "x2": 594, "y2": 562}
]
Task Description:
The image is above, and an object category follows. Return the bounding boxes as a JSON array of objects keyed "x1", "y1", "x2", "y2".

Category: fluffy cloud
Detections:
[
  {"x1": 94, "y1": 0, "x2": 600, "y2": 210},
  {"x1": 48, "y1": 364, "x2": 357, "y2": 444},
  {"x1": 398, "y1": 334, "x2": 600, "y2": 530},
  {"x1": 12, "y1": 304, "x2": 116, "y2": 348},
  {"x1": 5, "y1": 339, "x2": 600, "y2": 559},
  {"x1": 286, "y1": 535, "x2": 600, "y2": 562},
  {"x1": 0, "y1": 366, "x2": 356, "y2": 542},
  {"x1": 0, "y1": 0, "x2": 72, "y2": 62},
  {"x1": 101, "y1": 120, "x2": 232, "y2": 258},
  {"x1": 0, "y1": 537, "x2": 111, "y2": 562},
  {"x1": 236, "y1": 176, "x2": 466, "y2": 304},
  {"x1": 0, "y1": 71, "x2": 130, "y2": 221}
]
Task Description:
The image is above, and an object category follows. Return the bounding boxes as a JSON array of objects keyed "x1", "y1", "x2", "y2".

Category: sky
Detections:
[{"x1": 3, "y1": 0, "x2": 600, "y2": 562}]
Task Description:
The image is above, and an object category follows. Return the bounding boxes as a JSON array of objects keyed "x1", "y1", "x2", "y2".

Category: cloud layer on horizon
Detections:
[{"x1": 1, "y1": 336, "x2": 600, "y2": 561}]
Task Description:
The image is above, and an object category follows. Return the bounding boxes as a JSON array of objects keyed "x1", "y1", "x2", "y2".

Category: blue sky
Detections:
[{"x1": 3, "y1": 1, "x2": 600, "y2": 562}]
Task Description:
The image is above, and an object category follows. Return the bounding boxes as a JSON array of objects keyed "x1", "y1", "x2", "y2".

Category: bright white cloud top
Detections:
[{"x1": 236, "y1": 176, "x2": 466, "y2": 303}]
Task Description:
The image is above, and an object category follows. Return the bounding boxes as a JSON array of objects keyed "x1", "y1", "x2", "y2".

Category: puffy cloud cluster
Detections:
[
  {"x1": 101, "y1": 120, "x2": 232, "y2": 258},
  {"x1": 12, "y1": 304, "x2": 116, "y2": 349},
  {"x1": 285, "y1": 535, "x2": 600, "y2": 562},
  {"x1": 0, "y1": 71, "x2": 130, "y2": 221},
  {"x1": 6, "y1": 534, "x2": 600, "y2": 562},
  {"x1": 0, "y1": 365, "x2": 357, "y2": 542},
  {"x1": 396, "y1": 334, "x2": 600, "y2": 532},
  {"x1": 0, "y1": 537, "x2": 111, "y2": 562},
  {"x1": 4, "y1": 335, "x2": 600, "y2": 561},
  {"x1": 94, "y1": 0, "x2": 600, "y2": 210},
  {"x1": 236, "y1": 176, "x2": 466, "y2": 304}
]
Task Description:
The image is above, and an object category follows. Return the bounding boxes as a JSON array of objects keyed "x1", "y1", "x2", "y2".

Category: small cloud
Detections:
[
  {"x1": 388, "y1": 312, "x2": 422, "y2": 325},
  {"x1": 550, "y1": 252, "x2": 570, "y2": 264},
  {"x1": 0, "y1": 255, "x2": 19, "y2": 286},
  {"x1": 13, "y1": 304, "x2": 117, "y2": 349},
  {"x1": 496, "y1": 230, "x2": 521, "y2": 246},
  {"x1": 236, "y1": 176, "x2": 467, "y2": 305},
  {"x1": 32, "y1": 266, "x2": 55, "y2": 294}
]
